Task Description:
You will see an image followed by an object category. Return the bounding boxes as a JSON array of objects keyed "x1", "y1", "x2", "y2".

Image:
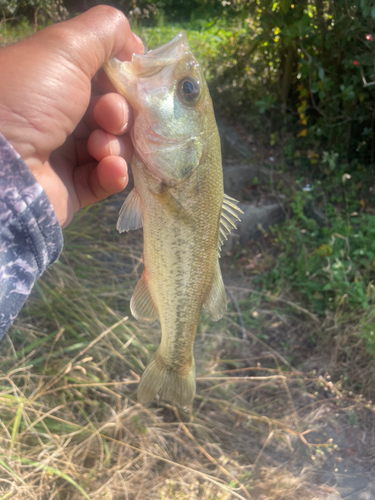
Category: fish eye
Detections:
[{"x1": 177, "y1": 77, "x2": 201, "y2": 104}]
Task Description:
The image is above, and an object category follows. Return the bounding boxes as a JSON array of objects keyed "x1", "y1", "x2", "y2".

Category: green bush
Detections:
[
  {"x1": 252, "y1": 173, "x2": 375, "y2": 354},
  {"x1": 266, "y1": 211, "x2": 375, "y2": 312},
  {"x1": 134, "y1": 1, "x2": 375, "y2": 170},
  {"x1": 1, "y1": 0, "x2": 68, "y2": 22}
]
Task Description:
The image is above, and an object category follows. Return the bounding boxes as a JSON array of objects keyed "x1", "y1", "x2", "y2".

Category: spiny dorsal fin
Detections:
[
  {"x1": 218, "y1": 194, "x2": 243, "y2": 252},
  {"x1": 203, "y1": 261, "x2": 227, "y2": 321},
  {"x1": 130, "y1": 272, "x2": 158, "y2": 323},
  {"x1": 116, "y1": 188, "x2": 143, "y2": 233}
]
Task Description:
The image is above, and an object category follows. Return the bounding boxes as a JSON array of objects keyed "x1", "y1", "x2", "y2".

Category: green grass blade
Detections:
[{"x1": 11, "y1": 402, "x2": 23, "y2": 449}]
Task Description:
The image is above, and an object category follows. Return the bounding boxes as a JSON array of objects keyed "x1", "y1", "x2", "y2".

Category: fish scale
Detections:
[{"x1": 104, "y1": 32, "x2": 242, "y2": 407}]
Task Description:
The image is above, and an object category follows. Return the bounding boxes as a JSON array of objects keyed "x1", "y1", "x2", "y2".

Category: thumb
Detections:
[
  {"x1": 36, "y1": 6, "x2": 144, "y2": 79},
  {"x1": 0, "y1": 6, "x2": 143, "y2": 164}
]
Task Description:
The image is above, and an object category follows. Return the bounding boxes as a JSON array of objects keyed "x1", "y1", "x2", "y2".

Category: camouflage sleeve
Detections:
[{"x1": 0, "y1": 132, "x2": 63, "y2": 339}]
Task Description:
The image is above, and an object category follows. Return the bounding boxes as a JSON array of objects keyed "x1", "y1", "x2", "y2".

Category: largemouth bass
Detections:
[{"x1": 105, "y1": 32, "x2": 242, "y2": 407}]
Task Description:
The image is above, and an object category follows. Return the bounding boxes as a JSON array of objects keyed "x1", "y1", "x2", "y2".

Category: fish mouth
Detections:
[
  {"x1": 104, "y1": 32, "x2": 192, "y2": 108},
  {"x1": 130, "y1": 31, "x2": 191, "y2": 78}
]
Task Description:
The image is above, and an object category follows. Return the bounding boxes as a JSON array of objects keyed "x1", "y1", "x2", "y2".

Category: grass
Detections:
[{"x1": 1, "y1": 193, "x2": 374, "y2": 499}]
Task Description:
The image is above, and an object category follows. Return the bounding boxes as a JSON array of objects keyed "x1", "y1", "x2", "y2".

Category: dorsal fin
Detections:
[
  {"x1": 117, "y1": 188, "x2": 143, "y2": 233},
  {"x1": 218, "y1": 194, "x2": 243, "y2": 253}
]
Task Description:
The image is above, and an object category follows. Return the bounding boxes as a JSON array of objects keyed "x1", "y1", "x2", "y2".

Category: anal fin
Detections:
[
  {"x1": 204, "y1": 261, "x2": 227, "y2": 321},
  {"x1": 130, "y1": 272, "x2": 158, "y2": 323},
  {"x1": 117, "y1": 188, "x2": 143, "y2": 233}
]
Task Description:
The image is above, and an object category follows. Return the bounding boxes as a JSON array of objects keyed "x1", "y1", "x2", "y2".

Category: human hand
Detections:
[{"x1": 0, "y1": 6, "x2": 143, "y2": 228}]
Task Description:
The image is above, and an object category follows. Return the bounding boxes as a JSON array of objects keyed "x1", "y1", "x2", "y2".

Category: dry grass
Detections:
[{"x1": 1, "y1": 194, "x2": 373, "y2": 499}]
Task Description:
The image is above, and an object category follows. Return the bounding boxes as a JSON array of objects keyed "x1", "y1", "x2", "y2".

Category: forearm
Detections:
[{"x1": 0, "y1": 133, "x2": 63, "y2": 339}]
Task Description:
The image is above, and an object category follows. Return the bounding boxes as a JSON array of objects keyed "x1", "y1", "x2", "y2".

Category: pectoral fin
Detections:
[
  {"x1": 204, "y1": 261, "x2": 227, "y2": 321},
  {"x1": 130, "y1": 272, "x2": 158, "y2": 323},
  {"x1": 152, "y1": 189, "x2": 194, "y2": 227},
  {"x1": 117, "y1": 188, "x2": 143, "y2": 233},
  {"x1": 218, "y1": 194, "x2": 243, "y2": 252}
]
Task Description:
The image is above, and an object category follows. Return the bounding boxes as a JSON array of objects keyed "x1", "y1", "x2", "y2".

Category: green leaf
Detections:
[
  {"x1": 318, "y1": 67, "x2": 325, "y2": 80},
  {"x1": 280, "y1": 0, "x2": 292, "y2": 14},
  {"x1": 372, "y1": 5, "x2": 375, "y2": 18}
]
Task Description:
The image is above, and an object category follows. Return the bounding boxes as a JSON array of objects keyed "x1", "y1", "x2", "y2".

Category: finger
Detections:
[
  {"x1": 87, "y1": 129, "x2": 133, "y2": 163},
  {"x1": 45, "y1": 6, "x2": 144, "y2": 81},
  {"x1": 74, "y1": 156, "x2": 128, "y2": 208},
  {"x1": 93, "y1": 93, "x2": 132, "y2": 135},
  {"x1": 75, "y1": 93, "x2": 132, "y2": 139}
]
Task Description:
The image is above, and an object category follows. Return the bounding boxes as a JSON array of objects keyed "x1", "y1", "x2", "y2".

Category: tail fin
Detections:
[{"x1": 137, "y1": 351, "x2": 196, "y2": 408}]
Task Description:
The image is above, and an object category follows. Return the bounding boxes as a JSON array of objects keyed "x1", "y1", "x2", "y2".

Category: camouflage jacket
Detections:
[{"x1": 0, "y1": 133, "x2": 63, "y2": 340}]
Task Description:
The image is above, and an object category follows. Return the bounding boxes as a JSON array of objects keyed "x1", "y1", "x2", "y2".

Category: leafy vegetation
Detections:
[
  {"x1": 252, "y1": 188, "x2": 375, "y2": 348},
  {"x1": 1, "y1": 0, "x2": 67, "y2": 22},
  {"x1": 124, "y1": 0, "x2": 375, "y2": 169}
]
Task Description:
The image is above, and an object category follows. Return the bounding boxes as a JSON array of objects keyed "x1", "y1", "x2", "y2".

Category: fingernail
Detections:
[
  {"x1": 120, "y1": 162, "x2": 128, "y2": 186},
  {"x1": 133, "y1": 33, "x2": 144, "y2": 53},
  {"x1": 120, "y1": 100, "x2": 128, "y2": 133}
]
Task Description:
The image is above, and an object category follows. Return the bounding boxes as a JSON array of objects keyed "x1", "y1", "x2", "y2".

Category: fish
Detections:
[{"x1": 104, "y1": 32, "x2": 242, "y2": 408}]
